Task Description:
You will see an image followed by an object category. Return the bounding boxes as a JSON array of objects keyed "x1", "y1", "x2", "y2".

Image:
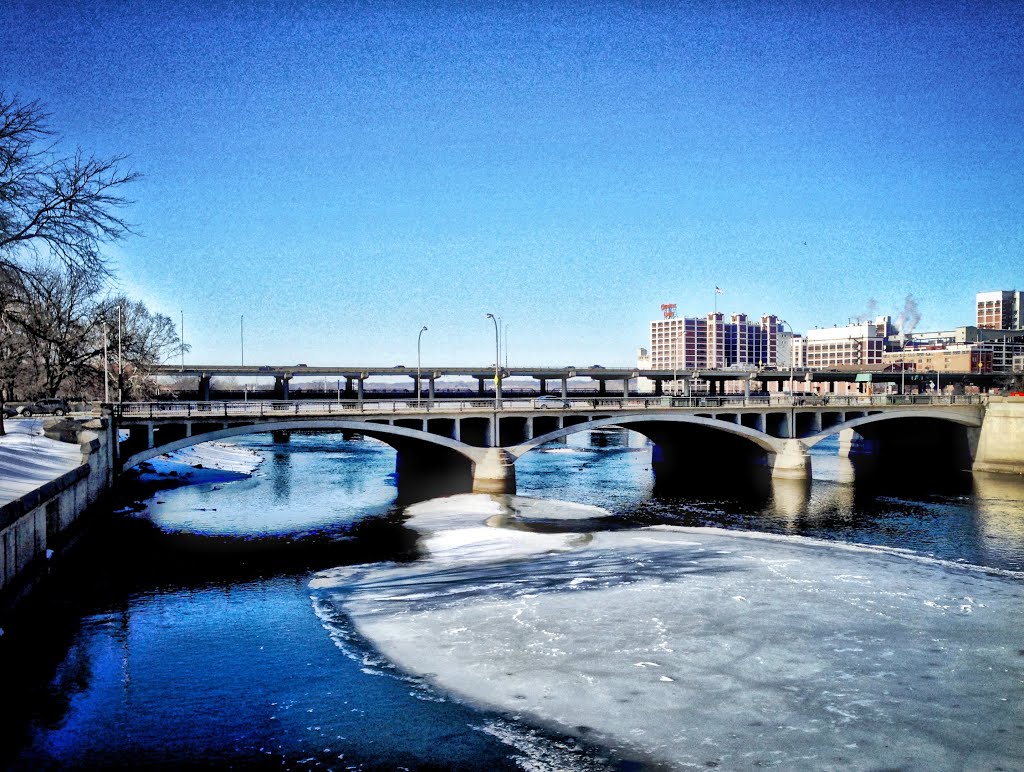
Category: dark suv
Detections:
[{"x1": 20, "y1": 398, "x2": 71, "y2": 417}]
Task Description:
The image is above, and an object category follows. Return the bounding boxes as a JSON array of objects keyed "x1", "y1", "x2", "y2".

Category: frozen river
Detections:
[{"x1": 4, "y1": 429, "x2": 1024, "y2": 770}]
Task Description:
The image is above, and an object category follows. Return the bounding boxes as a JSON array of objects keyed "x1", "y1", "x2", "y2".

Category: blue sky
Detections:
[{"x1": 2, "y1": 1, "x2": 1022, "y2": 366}]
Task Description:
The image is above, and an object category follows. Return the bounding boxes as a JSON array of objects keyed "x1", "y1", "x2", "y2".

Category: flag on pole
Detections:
[{"x1": 715, "y1": 286, "x2": 723, "y2": 294}]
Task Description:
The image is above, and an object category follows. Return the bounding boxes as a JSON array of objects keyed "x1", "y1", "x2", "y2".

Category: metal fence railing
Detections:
[{"x1": 108, "y1": 393, "x2": 982, "y2": 420}]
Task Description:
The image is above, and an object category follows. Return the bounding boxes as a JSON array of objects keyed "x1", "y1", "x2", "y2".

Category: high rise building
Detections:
[
  {"x1": 649, "y1": 309, "x2": 783, "y2": 371},
  {"x1": 976, "y1": 290, "x2": 1023, "y2": 330}
]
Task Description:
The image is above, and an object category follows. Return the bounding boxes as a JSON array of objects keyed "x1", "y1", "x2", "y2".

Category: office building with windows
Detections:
[
  {"x1": 976, "y1": 290, "x2": 1023, "y2": 330},
  {"x1": 649, "y1": 311, "x2": 784, "y2": 372},
  {"x1": 803, "y1": 320, "x2": 885, "y2": 369}
]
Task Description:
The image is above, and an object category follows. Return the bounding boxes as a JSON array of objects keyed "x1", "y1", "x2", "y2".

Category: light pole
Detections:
[
  {"x1": 503, "y1": 322, "x2": 510, "y2": 370},
  {"x1": 416, "y1": 325, "x2": 428, "y2": 407},
  {"x1": 486, "y1": 313, "x2": 501, "y2": 445},
  {"x1": 779, "y1": 319, "x2": 796, "y2": 403},
  {"x1": 103, "y1": 323, "x2": 109, "y2": 403},
  {"x1": 117, "y1": 304, "x2": 123, "y2": 403},
  {"x1": 240, "y1": 314, "x2": 245, "y2": 366},
  {"x1": 180, "y1": 310, "x2": 184, "y2": 371}
]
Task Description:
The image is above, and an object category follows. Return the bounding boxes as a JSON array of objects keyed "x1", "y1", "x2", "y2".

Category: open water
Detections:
[{"x1": 3, "y1": 429, "x2": 1023, "y2": 770}]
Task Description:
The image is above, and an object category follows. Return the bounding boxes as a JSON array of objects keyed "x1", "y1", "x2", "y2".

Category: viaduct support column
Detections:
[
  {"x1": 539, "y1": 378, "x2": 547, "y2": 395},
  {"x1": 274, "y1": 374, "x2": 292, "y2": 400},
  {"x1": 198, "y1": 375, "x2": 212, "y2": 401},
  {"x1": 478, "y1": 378, "x2": 486, "y2": 396},
  {"x1": 598, "y1": 380, "x2": 607, "y2": 396},
  {"x1": 357, "y1": 377, "x2": 365, "y2": 404},
  {"x1": 472, "y1": 448, "x2": 517, "y2": 494},
  {"x1": 654, "y1": 379, "x2": 663, "y2": 396},
  {"x1": 561, "y1": 378, "x2": 568, "y2": 399},
  {"x1": 770, "y1": 439, "x2": 811, "y2": 480},
  {"x1": 428, "y1": 376, "x2": 435, "y2": 401}
]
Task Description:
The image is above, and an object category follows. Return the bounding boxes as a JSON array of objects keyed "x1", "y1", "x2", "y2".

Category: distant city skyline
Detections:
[{"x1": 3, "y1": 2, "x2": 1022, "y2": 366}]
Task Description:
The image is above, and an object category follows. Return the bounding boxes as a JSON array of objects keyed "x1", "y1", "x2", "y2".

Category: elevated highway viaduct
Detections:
[{"x1": 151, "y1": 364, "x2": 1002, "y2": 402}]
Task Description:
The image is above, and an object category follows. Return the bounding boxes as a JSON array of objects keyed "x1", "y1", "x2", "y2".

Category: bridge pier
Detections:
[
  {"x1": 274, "y1": 374, "x2": 292, "y2": 400},
  {"x1": 770, "y1": 439, "x2": 811, "y2": 480},
  {"x1": 561, "y1": 378, "x2": 568, "y2": 399},
  {"x1": 838, "y1": 428, "x2": 874, "y2": 457},
  {"x1": 198, "y1": 375, "x2": 212, "y2": 401},
  {"x1": 478, "y1": 378, "x2": 486, "y2": 396},
  {"x1": 472, "y1": 448, "x2": 517, "y2": 494},
  {"x1": 539, "y1": 378, "x2": 547, "y2": 395}
]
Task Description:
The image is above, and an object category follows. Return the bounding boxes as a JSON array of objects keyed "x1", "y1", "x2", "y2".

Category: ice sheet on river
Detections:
[{"x1": 312, "y1": 496, "x2": 1024, "y2": 770}]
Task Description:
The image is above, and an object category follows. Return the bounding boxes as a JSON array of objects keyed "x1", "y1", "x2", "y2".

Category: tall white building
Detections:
[{"x1": 976, "y1": 290, "x2": 1023, "y2": 330}]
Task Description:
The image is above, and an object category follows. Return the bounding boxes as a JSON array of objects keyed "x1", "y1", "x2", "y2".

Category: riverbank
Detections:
[{"x1": 1, "y1": 422, "x2": 263, "y2": 613}]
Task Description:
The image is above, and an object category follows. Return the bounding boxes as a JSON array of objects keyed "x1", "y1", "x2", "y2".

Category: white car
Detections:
[{"x1": 534, "y1": 395, "x2": 570, "y2": 409}]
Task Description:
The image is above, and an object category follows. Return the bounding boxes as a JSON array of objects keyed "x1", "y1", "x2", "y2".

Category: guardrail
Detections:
[{"x1": 108, "y1": 394, "x2": 982, "y2": 419}]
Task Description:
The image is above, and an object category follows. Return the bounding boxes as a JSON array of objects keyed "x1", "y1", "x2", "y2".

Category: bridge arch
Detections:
[
  {"x1": 120, "y1": 419, "x2": 485, "y2": 471},
  {"x1": 803, "y1": 408, "x2": 983, "y2": 449},
  {"x1": 510, "y1": 413, "x2": 782, "y2": 458}
]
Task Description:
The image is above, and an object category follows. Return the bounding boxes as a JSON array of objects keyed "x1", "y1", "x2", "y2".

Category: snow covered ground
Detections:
[
  {"x1": 312, "y1": 494, "x2": 1024, "y2": 771},
  {"x1": 0, "y1": 419, "x2": 84, "y2": 507},
  {"x1": 0, "y1": 415, "x2": 263, "y2": 508},
  {"x1": 133, "y1": 441, "x2": 264, "y2": 486}
]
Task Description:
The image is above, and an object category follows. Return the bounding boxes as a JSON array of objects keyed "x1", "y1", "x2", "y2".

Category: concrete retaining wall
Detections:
[
  {"x1": 973, "y1": 397, "x2": 1024, "y2": 475},
  {"x1": 0, "y1": 419, "x2": 113, "y2": 601}
]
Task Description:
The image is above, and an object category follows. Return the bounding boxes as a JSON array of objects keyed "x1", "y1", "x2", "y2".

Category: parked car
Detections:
[
  {"x1": 2, "y1": 406, "x2": 18, "y2": 418},
  {"x1": 19, "y1": 398, "x2": 71, "y2": 417},
  {"x1": 534, "y1": 395, "x2": 570, "y2": 409}
]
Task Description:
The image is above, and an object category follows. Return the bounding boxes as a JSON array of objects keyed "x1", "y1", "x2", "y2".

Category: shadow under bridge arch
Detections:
[
  {"x1": 804, "y1": 411, "x2": 983, "y2": 479},
  {"x1": 120, "y1": 419, "x2": 478, "y2": 503},
  {"x1": 511, "y1": 414, "x2": 784, "y2": 491}
]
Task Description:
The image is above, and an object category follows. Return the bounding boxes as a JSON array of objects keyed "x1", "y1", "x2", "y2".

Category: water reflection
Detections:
[
  {"x1": 769, "y1": 477, "x2": 810, "y2": 525},
  {"x1": 972, "y1": 472, "x2": 1024, "y2": 567},
  {"x1": 269, "y1": 450, "x2": 292, "y2": 500}
]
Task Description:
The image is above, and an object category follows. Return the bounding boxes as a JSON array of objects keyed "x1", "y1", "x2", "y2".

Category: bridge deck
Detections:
[{"x1": 112, "y1": 394, "x2": 981, "y2": 420}]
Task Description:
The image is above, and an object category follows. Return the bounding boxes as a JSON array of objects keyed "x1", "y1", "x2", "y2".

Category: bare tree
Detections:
[
  {"x1": 0, "y1": 93, "x2": 138, "y2": 279},
  {"x1": 13, "y1": 263, "x2": 105, "y2": 398},
  {"x1": 100, "y1": 295, "x2": 185, "y2": 400}
]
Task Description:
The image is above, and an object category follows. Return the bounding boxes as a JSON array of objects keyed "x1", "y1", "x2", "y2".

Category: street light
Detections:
[
  {"x1": 486, "y1": 313, "x2": 501, "y2": 445},
  {"x1": 416, "y1": 325, "x2": 428, "y2": 407},
  {"x1": 778, "y1": 319, "x2": 796, "y2": 403},
  {"x1": 240, "y1": 314, "x2": 245, "y2": 366}
]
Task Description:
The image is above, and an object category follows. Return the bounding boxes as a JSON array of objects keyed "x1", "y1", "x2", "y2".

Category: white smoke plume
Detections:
[
  {"x1": 895, "y1": 294, "x2": 922, "y2": 334},
  {"x1": 852, "y1": 299, "x2": 878, "y2": 324}
]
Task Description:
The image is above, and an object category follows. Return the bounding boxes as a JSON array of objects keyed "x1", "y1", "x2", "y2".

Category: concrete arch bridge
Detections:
[{"x1": 107, "y1": 395, "x2": 996, "y2": 495}]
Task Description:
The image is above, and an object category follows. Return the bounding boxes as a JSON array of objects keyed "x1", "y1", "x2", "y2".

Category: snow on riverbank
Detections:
[
  {"x1": 0, "y1": 419, "x2": 83, "y2": 507},
  {"x1": 312, "y1": 494, "x2": 1024, "y2": 771},
  {"x1": 0, "y1": 416, "x2": 264, "y2": 506},
  {"x1": 133, "y1": 442, "x2": 264, "y2": 487}
]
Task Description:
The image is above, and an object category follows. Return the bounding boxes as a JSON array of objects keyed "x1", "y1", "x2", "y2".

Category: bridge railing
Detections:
[{"x1": 107, "y1": 393, "x2": 981, "y2": 419}]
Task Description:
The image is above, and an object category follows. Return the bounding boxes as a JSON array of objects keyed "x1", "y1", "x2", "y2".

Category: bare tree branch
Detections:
[{"x1": 0, "y1": 92, "x2": 138, "y2": 279}]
